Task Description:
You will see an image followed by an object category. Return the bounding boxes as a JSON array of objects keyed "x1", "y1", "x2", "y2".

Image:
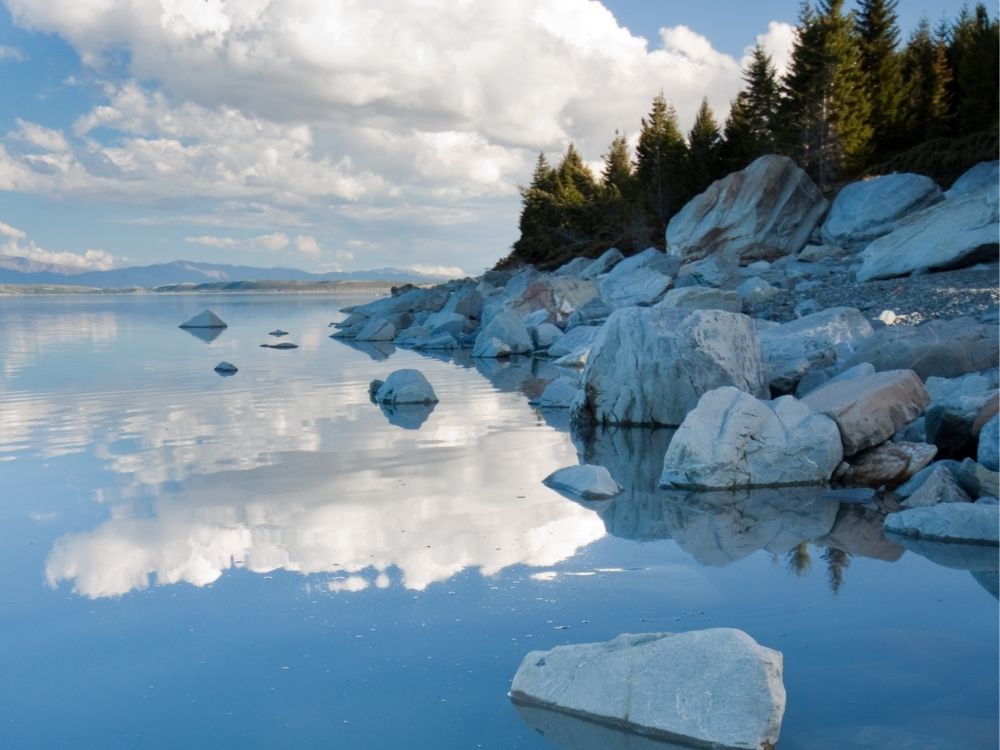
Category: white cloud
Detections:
[
  {"x1": 295, "y1": 234, "x2": 320, "y2": 257},
  {"x1": 0, "y1": 46, "x2": 26, "y2": 62},
  {"x1": 406, "y1": 264, "x2": 466, "y2": 279},
  {"x1": 3, "y1": 0, "x2": 792, "y2": 270},
  {"x1": 184, "y1": 232, "x2": 290, "y2": 252},
  {"x1": 744, "y1": 21, "x2": 797, "y2": 79},
  {"x1": 0, "y1": 219, "x2": 120, "y2": 271}
]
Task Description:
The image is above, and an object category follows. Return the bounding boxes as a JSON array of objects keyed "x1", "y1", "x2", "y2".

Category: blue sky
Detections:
[{"x1": 0, "y1": 0, "x2": 976, "y2": 277}]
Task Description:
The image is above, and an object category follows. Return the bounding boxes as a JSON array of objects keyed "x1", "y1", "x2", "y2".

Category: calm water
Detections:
[{"x1": 0, "y1": 294, "x2": 996, "y2": 750}]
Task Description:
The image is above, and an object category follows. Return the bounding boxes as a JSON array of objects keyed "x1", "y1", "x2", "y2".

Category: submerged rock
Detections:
[
  {"x1": 371, "y1": 369, "x2": 439, "y2": 404},
  {"x1": 260, "y1": 342, "x2": 299, "y2": 349},
  {"x1": 268, "y1": 329, "x2": 289, "y2": 337},
  {"x1": 543, "y1": 464, "x2": 622, "y2": 501},
  {"x1": 213, "y1": 361, "x2": 238, "y2": 375},
  {"x1": 574, "y1": 307, "x2": 767, "y2": 427},
  {"x1": 666, "y1": 154, "x2": 827, "y2": 264},
  {"x1": 509, "y1": 629, "x2": 785, "y2": 750},
  {"x1": 660, "y1": 387, "x2": 843, "y2": 489},
  {"x1": 179, "y1": 309, "x2": 227, "y2": 329}
]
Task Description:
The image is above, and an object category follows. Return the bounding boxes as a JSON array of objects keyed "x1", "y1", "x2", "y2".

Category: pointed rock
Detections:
[{"x1": 179, "y1": 310, "x2": 227, "y2": 329}]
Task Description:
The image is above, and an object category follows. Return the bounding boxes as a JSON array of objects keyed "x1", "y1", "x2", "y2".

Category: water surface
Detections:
[{"x1": 0, "y1": 294, "x2": 996, "y2": 749}]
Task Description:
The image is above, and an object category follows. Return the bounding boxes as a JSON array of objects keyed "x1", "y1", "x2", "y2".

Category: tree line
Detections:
[{"x1": 502, "y1": 0, "x2": 998, "y2": 269}]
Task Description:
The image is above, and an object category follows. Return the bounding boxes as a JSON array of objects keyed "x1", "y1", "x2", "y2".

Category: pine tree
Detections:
[
  {"x1": 780, "y1": 0, "x2": 873, "y2": 188},
  {"x1": 601, "y1": 131, "x2": 635, "y2": 199},
  {"x1": 686, "y1": 97, "x2": 722, "y2": 196},
  {"x1": 510, "y1": 152, "x2": 561, "y2": 265},
  {"x1": 948, "y1": 3, "x2": 999, "y2": 135},
  {"x1": 900, "y1": 19, "x2": 952, "y2": 145},
  {"x1": 856, "y1": 0, "x2": 904, "y2": 159},
  {"x1": 720, "y1": 45, "x2": 782, "y2": 171},
  {"x1": 635, "y1": 93, "x2": 688, "y2": 239}
]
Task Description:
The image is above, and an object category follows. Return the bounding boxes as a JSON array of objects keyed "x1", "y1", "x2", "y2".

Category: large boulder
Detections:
[
  {"x1": 666, "y1": 154, "x2": 827, "y2": 264},
  {"x1": 547, "y1": 325, "x2": 600, "y2": 359},
  {"x1": 758, "y1": 307, "x2": 874, "y2": 393},
  {"x1": 355, "y1": 317, "x2": 397, "y2": 341},
  {"x1": 509, "y1": 629, "x2": 785, "y2": 750},
  {"x1": 534, "y1": 376, "x2": 580, "y2": 409},
  {"x1": 472, "y1": 310, "x2": 533, "y2": 358},
  {"x1": 900, "y1": 463, "x2": 970, "y2": 508},
  {"x1": 947, "y1": 160, "x2": 999, "y2": 198},
  {"x1": 597, "y1": 248, "x2": 675, "y2": 309},
  {"x1": 857, "y1": 180, "x2": 999, "y2": 281},
  {"x1": 821, "y1": 173, "x2": 941, "y2": 248},
  {"x1": 885, "y1": 501, "x2": 1000, "y2": 545},
  {"x1": 371, "y1": 369, "x2": 438, "y2": 404},
  {"x1": 508, "y1": 277, "x2": 599, "y2": 326},
  {"x1": 422, "y1": 311, "x2": 470, "y2": 338},
  {"x1": 542, "y1": 464, "x2": 622, "y2": 500},
  {"x1": 833, "y1": 441, "x2": 937, "y2": 488},
  {"x1": 842, "y1": 317, "x2": 1000, "y2": 379},
  {"x1": 802, "y1": 370, "x2": 931, "y2": 455},
  {"x1": 574, "y1": 307, "x2": 768, "y2": 427},
  {"x1": 660, "y1": 387, "x2": 843, "y2": 489}
]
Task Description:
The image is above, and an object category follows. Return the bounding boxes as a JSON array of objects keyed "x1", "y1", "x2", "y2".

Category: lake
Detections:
[{"x1": 0, "y1": 293, "x2": 996, "y2": 749}]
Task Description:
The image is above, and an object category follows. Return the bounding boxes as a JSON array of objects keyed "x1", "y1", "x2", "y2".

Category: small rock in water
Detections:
[
  {"x1": 179, "y1": 309, "x2": 227, "y2": 329},
  {"x1": 543, "y1": 464, "x2": 622, "y2": 501},
  {"x1": 372, "y1": 369, "x2": 438, "y2": 404},
  {"x1": 268, "y1": 329, "x2": 289, "y2": 337},
  {"x1": 260, "y1": 342, "x2": 299, "y2": 349},
  {"x1": 214, "y1": 361, "x2": 238, "y2": 376}
]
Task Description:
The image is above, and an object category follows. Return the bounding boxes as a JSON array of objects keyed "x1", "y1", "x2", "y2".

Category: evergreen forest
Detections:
[{"x1": 502, "y1": 1, "x2": 999, "y2": 269}]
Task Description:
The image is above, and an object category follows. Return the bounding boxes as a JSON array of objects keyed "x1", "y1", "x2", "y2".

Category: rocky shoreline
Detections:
[{"x1": 332, "y1": 154, "x2": 998, "y2": 747}]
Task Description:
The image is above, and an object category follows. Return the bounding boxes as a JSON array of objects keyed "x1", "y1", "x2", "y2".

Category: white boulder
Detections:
[
  {"x1": 472, "y1": 310, "x2": 533, "y2": 358},
  {"x1": 821, "y1": 173, "x2": 941, "y2": 248},
  {"x1": 660, "y1": 387, "x2": 843, "y2": 489},
  {"x1": 371, "y1": 369, "x2": 438, "y2": 404},
  {"x1": 574, "y1": 307, "x2": 768, "y2": 426},
  {"x1": 666, "y1": 154, "x2": 827, "y2": 263},
  {"x1": 509, "y1": 629, "x2": 785, "y2": 750}
]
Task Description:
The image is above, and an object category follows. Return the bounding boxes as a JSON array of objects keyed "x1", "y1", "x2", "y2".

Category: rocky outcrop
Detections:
[
  {"x1": 660, "y1": 387, "x2": 843, "y2": 489},
  {"x1": 579, "y1": 247, "x2": 624, "y2": 279},
  {"x1": 802, "y1": 370, "x2": 931, "y2": 455},
  {"x1": 510, "y1": 629, "x2": 785, "y2": 750},
  {"x1": 574, "y1": 307, "x2": 768, "y2": 427},
  {"x1": 821, "y1": 173, "x2": 941, "y2": 248},
  {"x1": 665, "y1": 154, "x2": 827, "y2": 264}
]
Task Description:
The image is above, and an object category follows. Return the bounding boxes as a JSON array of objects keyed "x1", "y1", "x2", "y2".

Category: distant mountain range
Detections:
[{"x1": 0, "y1": 256, "x2": 454, "y2": 288}]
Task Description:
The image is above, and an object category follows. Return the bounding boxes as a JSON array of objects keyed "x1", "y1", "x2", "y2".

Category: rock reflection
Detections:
[
  {"x1": 378, "y1": 402, "x2": 436, "y2": 429},
  {"x1": 893, "y1": 536, "x2": 999, "y2": 599},
  {"x1": 336, "y1": 338, "x2": 396, "y2": 360},
  {"x1": 180, "y1": 326, "x2": 225, "y2": 344},
  {"x1": 568, "y1": 421, "x2": 902, "y2": 589},
  {"x1": 514, "y1": 703, "x2": 691, "y2": 750}
]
